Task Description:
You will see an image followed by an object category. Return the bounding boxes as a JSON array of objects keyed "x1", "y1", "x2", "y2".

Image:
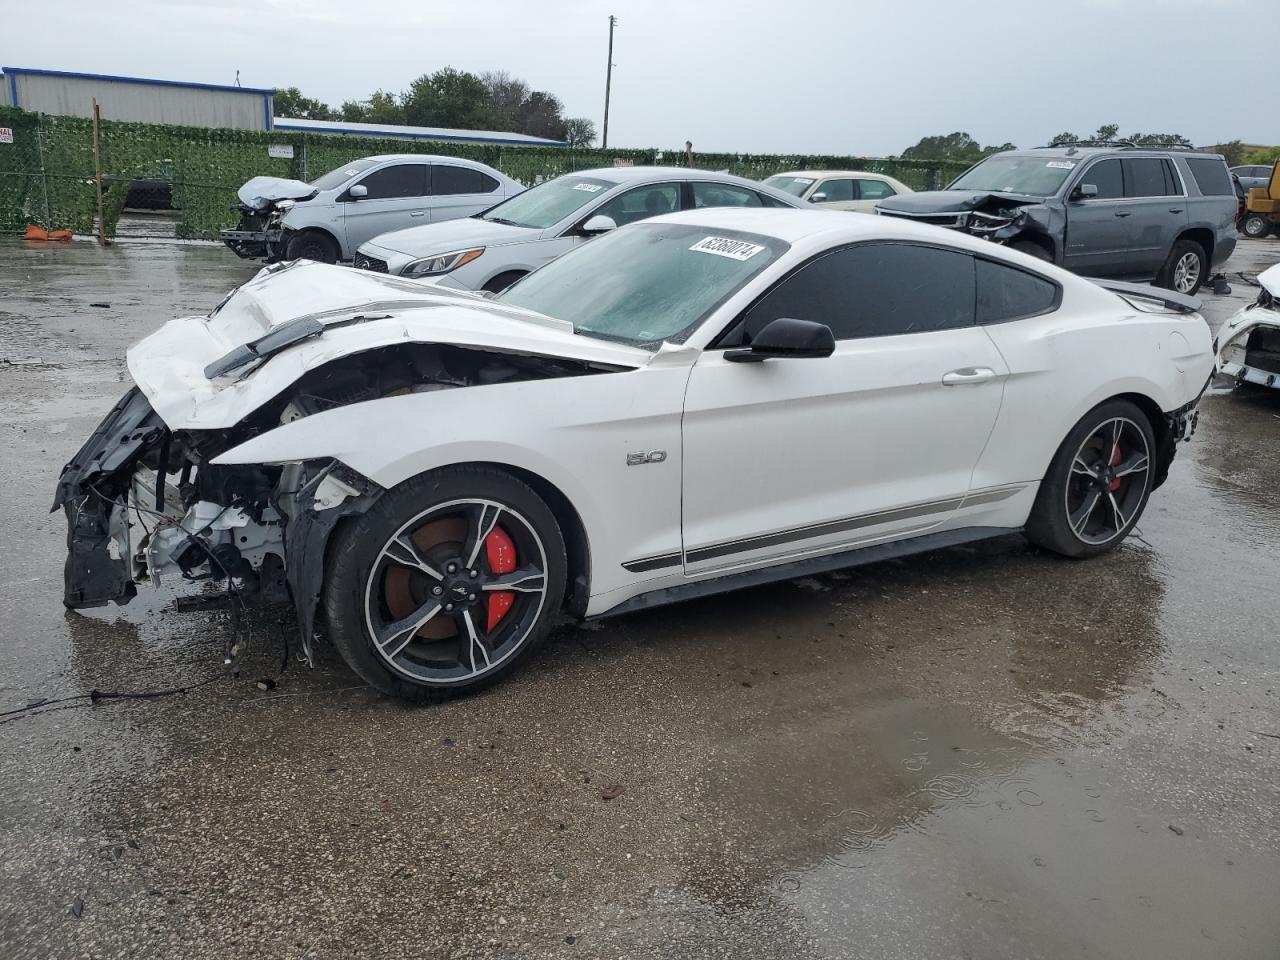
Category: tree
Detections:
[
  {"x1": 273, "y1": 87, "x2": 335, "y2": 121},
  {"x1": 563, "y1": 117, "x2": 597, "y2": 148},
  {"x1": 901, "y1": 132, "x2": 1014, "y2": 163},
  {"x1": 1244, "y1": 146, "x2": 1280, "y2": 166},
  {"x1": 518, "y1": 91, "x2": 567, "y2": 140},
  {"x1": 1050, "y1": 124, "x2": 1191, "y2": 148},
  {"x1": 480, "y1": 70, "x2": 530, "y2": 131},
  {"x1": 1206, "y1": 140, "x2": 1245, "y2": 166},
  {"x1": 402, "y1": 68, "x2": 493, "y2": 129},
  {"x1": 339, "y1": 90, "x2": 403, "y2": 125}
]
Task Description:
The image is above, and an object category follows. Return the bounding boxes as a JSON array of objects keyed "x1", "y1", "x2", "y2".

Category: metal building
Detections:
[
  {"x1": 273, "y1": 117, "x2": 567, "y2": 148},
  {"x1": 0, "y1": 66, "x2": 273, "y2": 130}
]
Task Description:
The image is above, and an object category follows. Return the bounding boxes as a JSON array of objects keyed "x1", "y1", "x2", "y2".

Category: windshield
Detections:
[
  {"x1": 310, "y1": 158, "x2": 380, "y2": 191},
  {"x1": 481, "y1": 175, "x2": 618, "y2": 229},
  {"x1": 496, "y1": 222, "x2": 785, "y2": 346},
  {"x1": 763, "y1": 175, "x2": 816, "y2": 197},
  {"x1": 947, "y1": 156, "x2": 1079, "y2": 197}
]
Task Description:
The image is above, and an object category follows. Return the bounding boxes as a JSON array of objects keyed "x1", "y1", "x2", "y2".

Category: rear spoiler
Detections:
[{"x1": 1090, "y1": 278, "x2": 1201, "y2": 314}]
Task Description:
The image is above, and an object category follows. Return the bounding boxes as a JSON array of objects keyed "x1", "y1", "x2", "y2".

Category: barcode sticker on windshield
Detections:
[
  {"x1": 573, "y1": 183, "x2": 604, "y2": 192},
  {"x1": 689, "y1": 236, "x2": 766, "y2": 261},
  {"x1": 793, "y1": 177, "x2": 815, "y2": 185},
  {"x1": 1046, "y1": 161, "x2": 1077, "y2": 169}
]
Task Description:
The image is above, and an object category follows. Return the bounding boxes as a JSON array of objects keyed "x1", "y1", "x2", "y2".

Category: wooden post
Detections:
[
  {"x1": 686, "y1": 140, "x2": 693, "y2": 167},
  {"x1": 91, "y1": 99, "x2": 107, "y2": 245}
]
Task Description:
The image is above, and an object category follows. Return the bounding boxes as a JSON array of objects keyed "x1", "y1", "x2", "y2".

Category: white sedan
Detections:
[
  {"x1": 353, "y1": 166, "x2": 803, "y2": 292},
  {"x1": 763, "y1": 169, "x2": 913, "y2": 212},
  {"x1": 56, "y1": 209, "x2": 1214, "y2": 701}
]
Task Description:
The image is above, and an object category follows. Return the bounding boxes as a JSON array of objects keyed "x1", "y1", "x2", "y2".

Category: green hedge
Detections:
[{"x1": 0, "y1": 107, "x2": 967, "y2": 240}]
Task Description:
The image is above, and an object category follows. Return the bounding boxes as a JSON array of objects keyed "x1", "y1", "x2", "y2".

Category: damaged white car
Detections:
[
  {"x1": 1217, "y1": 262, "x2": 1280, "y2": 390},
  {"x1": 56, "y1": 209, "x2": 1214, "y2": 701}
]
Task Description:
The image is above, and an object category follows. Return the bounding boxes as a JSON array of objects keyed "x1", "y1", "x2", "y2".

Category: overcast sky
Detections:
[{"x1": 4, "y1": 0, "x2": 1271, "y2": 155}]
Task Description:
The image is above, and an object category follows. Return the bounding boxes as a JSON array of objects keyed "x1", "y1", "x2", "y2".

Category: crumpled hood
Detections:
[
  {"x1": 1260, "y1": 262, "x2": 1280, "y2": 298},
  {"x1": 126, "y1": 261, "x2": 648, "y2": 430},
  {"x1": 363, "y1": 216, "x2": 539, "y2": 258},
  {"x1": 237, "y1": 176, "x2": 318, "y2": 210},
  {"x1": 877, "y1": 190, "x2": 1045, "y2": 215}
]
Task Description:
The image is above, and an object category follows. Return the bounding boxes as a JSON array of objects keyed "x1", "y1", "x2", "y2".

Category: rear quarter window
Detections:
[
  {"x1": 1183, "y1": 158, "x2": 1233, "y2": 197},
  {"x1": 976, "y1": 259, "x2": 1060, "y2": 324}
]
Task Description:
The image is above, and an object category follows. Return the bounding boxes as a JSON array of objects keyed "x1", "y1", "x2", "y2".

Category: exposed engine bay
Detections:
[
  {"x1": 876, "y1": 191, "x2": 1057, "y2": 253},
  {"x1": 53, "y1": 343, "x2": 614, "y2": 659},
  {"x1": 1217, "y1": 263, "x2": 1280, "y2": 390}
]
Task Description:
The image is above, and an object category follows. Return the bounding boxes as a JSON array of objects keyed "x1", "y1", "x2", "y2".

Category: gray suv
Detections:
[{"x1": 876, "y1": 146, "x2": 1237, "y2": 294}]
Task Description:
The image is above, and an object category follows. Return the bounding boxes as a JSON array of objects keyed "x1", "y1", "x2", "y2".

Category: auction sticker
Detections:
[
  {"x1": 0, "y1": 128, "x2": 13, "y2": 144},
  {"x1": 793, "y1": 177, "x2": 815, "y2": 185},
  {"x1": 689, "y1": 236, "x2": 765, "y2": 261},
  {"x1": 1046, "y1": 160, "x2": 1076, "y2": 169},
  {"x1": 573, "y1": 182, "x2": 604, "y2": 192}
]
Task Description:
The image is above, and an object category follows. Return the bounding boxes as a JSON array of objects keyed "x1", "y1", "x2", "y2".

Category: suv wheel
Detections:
[{"x1": 1156, "y1": 238, "x2": 1205, "y2": 294}]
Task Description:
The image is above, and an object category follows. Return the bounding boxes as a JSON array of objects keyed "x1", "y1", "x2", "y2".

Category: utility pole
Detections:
[{"x1": 602, "y1": 15, "x2": 617, "y2": 149}]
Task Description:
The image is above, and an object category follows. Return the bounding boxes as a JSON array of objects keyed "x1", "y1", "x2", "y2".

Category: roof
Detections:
[
  {"x1": 1, "y1": 65, "x2": 273, "y2": 95},
  {"x1": 1011, "y1": 146, "x2": 1222, "y2": 159},
  {"x1": 558, "y1": 166, "x2": 803, "y2": 204},
  {"x1": 767, "y1": 169, "x2": 898, "y2": 179},
  {"x1": 273, "y1": 116, "x2": 567, "y2": 148}
]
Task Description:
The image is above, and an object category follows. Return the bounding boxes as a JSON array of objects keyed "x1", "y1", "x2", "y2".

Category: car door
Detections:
[
  {"x1": 1119, "y1": 157, "x2": 1186, "y2": 274},
  {"x1": 341, "y1": 162, "x2": 432, "y2": 253},
  {"x1": 681, "y1": 241, "x2": 1008, "y2": 576},
  {"x1": 853, "y1": 177, "x2": 898, "y2": 213},
  {"x1": 1062, "y1": 158, "x2": 1128, "y2": 276},
  {"x1": 807, "y1": 178, "x2": 857, "y2": 210},
  {"x1": 428, "y1": 164, "x2": 504, "y2": 224}
]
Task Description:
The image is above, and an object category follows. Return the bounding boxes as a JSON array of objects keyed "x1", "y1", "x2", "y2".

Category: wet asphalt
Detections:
[{"x1": 1, "y1": 230, "x2": 1278, "y2": 960}]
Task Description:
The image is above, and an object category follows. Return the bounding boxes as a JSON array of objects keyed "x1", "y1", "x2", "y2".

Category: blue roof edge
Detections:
[{"x1": 1, "y1": 66, "x2": 275, "y2": 96}]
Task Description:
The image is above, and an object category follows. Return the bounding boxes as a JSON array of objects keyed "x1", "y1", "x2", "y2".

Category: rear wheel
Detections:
[
  {"x1": 323, "y1": 466, "x2": 567, "y2": 702},
  {"x1": 1156, "y1": 238, "x2": 1205, "y2": 294},
  {"x1": 1241, "y1": 213, "x2": 1271, "y2": 239},
  {"x1": 1025, "y1": 400, "x2": 1156, "y2": 558},
  {"x1": 285, "y1": 229, "x2": 338, "y2": 264}
]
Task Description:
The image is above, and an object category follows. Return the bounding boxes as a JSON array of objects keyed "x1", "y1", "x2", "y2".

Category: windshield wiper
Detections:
[{"x1": 483, "y1": 216, "x2": 524, "y2": 227}]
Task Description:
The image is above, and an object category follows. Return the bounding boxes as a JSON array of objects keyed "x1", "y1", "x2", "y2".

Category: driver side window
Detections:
[{"x1": 591, "y1": 183, "x2": 680, "y2": 227}]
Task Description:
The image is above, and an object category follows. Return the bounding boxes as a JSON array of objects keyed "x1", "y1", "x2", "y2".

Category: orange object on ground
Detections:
[{"x1": 22, "y1": 225, "x2": 72, "y2": 242}]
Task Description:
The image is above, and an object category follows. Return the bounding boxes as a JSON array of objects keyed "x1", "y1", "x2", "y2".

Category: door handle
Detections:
[
  {"x1": 409, "y1": 211, "x2": 427, "y2": 218},
  {"x1": 942, "y1": 367, "x2": 996, "y2": 386},
  {"x1": 1168, "y1": 207, "x2": 1183, "y2": 214},
  {"x1": 1114, "y1": 210, "x2": 1132, "y2": 218}
]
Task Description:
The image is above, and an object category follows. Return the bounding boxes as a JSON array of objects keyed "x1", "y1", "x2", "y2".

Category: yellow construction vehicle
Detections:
[{"x1": 1242, "y1": 161, "x2": 1280, "y2": 239}]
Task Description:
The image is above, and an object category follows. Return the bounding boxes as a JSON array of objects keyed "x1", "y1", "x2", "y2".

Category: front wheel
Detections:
[
  {"x1": 1025, "y1": 400, "x2": 1156, "y2": 558},
  {"x1": 323, "y1": 466, "x2": 567, "y2": 702},
  {"x1": 285, "y1": 229, "x2": 338, "y2": 264}
]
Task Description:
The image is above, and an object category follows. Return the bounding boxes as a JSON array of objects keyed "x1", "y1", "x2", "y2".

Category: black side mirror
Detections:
[
  {"x1": 1071, "y1": 183, "x2": 1098, "y2": 201},
  {"x1": 724, "y1": 317, "x2": 836, "y2": 363}
]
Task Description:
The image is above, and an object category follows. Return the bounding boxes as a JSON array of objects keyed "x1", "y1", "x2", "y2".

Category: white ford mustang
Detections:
[{"x1": 55, "y1": 209, "x2": 1214, "y2": 700}]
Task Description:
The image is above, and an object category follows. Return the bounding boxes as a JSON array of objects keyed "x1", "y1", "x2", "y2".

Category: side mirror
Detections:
[
  {"x1": 810, "y1": 192, "x2": 828, "y2": 203},
  {"x1": 580, "y1": 214, "x2": 617, "y2": 235},
  {"x1": 1072, "y1": 183, "x2": 1098, "y2": 201},
  {"x1": 724, "y1": 317, "x2": 836, "y2": 363},
  {"x1": 348, "y1": 184, "x2": 368, "y2": 200}
]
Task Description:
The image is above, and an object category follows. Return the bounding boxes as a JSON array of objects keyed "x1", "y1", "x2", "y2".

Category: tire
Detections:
[
  {"x1": 1155, "y1": 237, "x2": 1206, "y2": 294},
  {"x1": 323, "y1": 465, "x2": 567, "y2": 702},
  {"x1": 285, "y1": 230, "x2": 338, "y2": 264},
  {"x1": 1025, "y1": 399, "x2": 1157, "y2": 559},
  {"x1": 1241, "y1": 214, "x2": 1270, "y2": 239},
  {"x1": 481, "y1": 270, "x2": 526, "y2": 295},
  {"x1": 1008, "y1": 239, "x2": 1051, "y2": 262}
]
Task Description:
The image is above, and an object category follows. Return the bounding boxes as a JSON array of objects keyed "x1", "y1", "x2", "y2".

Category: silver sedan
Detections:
[{"x1": 353, "y1": 166, "x2": 804, "y2": 292}]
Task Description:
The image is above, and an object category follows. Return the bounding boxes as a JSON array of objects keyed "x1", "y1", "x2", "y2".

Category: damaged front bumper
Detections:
[
  {"x1": 53, "y1": 387, "x2": 383, "y2": 663},
  {"x1": 1217, "y1": 281, "x2": 1280, "y2": 390}
]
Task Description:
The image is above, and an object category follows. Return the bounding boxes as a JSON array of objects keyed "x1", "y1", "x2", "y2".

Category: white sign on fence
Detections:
[
  {"x1": 0, "y1": 128, "x2": 14, "y2": 145},
  {"x1": 268, "y1": 144, "x2": 294, "y2": 159}
]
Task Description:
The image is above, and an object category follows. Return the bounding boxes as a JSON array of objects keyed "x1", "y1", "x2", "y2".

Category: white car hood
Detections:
[
  {"x1": 126, "y1": 261, "x2": 648, "y2": 430},
  {"x1": 237, "y1": 176, "x2": 318, "y2": 210},
  {"x1": 1259, "y1": 262, "x2": 1280, "y2": 298},
  {"x1": 366, "y1": 216, "x2": 539, "y2": 257}
]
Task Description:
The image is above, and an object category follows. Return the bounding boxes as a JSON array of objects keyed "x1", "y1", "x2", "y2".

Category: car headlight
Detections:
[{"x1": 400, "y1": 248, "x2": 485, "y2": 278}]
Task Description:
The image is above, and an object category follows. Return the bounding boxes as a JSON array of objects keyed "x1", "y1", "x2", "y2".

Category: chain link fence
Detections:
[{"x1": 0, "y1": 106, "x2": 966, "y2": 241}]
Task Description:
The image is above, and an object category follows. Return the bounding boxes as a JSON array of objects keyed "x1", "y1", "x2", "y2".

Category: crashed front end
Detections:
[
  {"x1": 876, "y1": 191, "x2": 1058, "y2": 250},
  {"x1": 220, "y1": 176, "x2": 318, "y2": 261},
  {"x1": 1218, "y1": 264, "x2": 1280, "y2": 390},
  {"x1": 54, "y1": 261, "x2": 631, "y2": 661}
]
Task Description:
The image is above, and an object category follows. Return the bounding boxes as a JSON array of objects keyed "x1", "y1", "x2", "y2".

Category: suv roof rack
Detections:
[{"x1": 1038, "y1": 140, "x2": 1197, "y2": 152}]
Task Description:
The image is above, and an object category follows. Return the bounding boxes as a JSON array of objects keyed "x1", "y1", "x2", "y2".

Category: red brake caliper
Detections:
[
  {"x1": 1109, "y1": 443, "x2": 1123, "y2": 491},
  {"x1": 484, "y1": 527, "x2": 517, "y2": 631}
]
